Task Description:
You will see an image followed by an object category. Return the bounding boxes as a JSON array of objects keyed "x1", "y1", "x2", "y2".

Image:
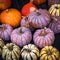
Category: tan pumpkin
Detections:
[
  {"x1": 40, "y1": 46, "x2": 59, "y2": 60},
  {"x1": 49, "y1": 4, "x2": 60, "y2": 16},
  {"x1": 2, "y1": 43, "x2": 21, "y2": 60},
  {"x1": 0, "y1": 8, "x2": 22, "y2": 28},
  {"x1": 21, "y1": 44, "x2": 39, "y2": 60},
  {"x1": 0, "y1": 38, "x2": 5, "y2": 55}
]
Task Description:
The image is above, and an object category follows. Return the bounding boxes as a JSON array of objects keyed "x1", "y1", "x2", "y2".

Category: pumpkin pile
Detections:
[{"x1": 0, "y1": 0, "x2": 60, "y2": 60}]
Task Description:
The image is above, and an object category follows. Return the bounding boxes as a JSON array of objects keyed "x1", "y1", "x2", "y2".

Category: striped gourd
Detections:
[{"x1": 21, "y1": 44, "x2": 39, "y2": 60}]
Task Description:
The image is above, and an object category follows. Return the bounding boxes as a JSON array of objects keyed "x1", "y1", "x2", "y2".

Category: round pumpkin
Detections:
[
  {"x1": 11, "y1": 27, "x2": 32, "y2": 47},
  {"x1": 0, "y1": 38, "x2": 5, "y2": 55},
  {"x1": 33, "y1": 27, "x2": 55, "y2": 48},
  {"x1": 2, "y1": 43, "x2": 21, "y2": 60},
  {"x1": 28, "y1": 9, "x2": 51, "y2": 28},
  {"x1": 0, "y1": 8, "x2": 22, "y2": 28},
  {"x1": 0, "y1": 0, "x2": 11, "y2": 10},
  {"x1": 40, "y1": 46, "x2": 59, "y2": 60},
  {"x1": 33, "y1": 0, "x2": 46, "y2": 5},
  {"x1": 0, "y1": 24, "x2": 13, "y2": 41},
  {"x1": 48, "y1": 16, "x2": 60, "y2": 34},
  {"x1": 48, "y1": 0, "x2": 60, "y2": 6},
  {"x1": 21, "y1": 44, "x2": 39, "y2": 60},
  {"x1": 49, "y1": 4, "x2": 60, "y2": 16}
]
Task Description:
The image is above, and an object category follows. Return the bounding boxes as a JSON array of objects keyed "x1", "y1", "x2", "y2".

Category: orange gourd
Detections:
[{"x1": 0, "y1": 8, "x2": 22, "y2": 28}]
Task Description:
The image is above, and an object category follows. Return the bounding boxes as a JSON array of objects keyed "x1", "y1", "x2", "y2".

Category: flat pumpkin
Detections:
[{"x1": 0, "y1": 8, "x2": 22, "y2": 28}]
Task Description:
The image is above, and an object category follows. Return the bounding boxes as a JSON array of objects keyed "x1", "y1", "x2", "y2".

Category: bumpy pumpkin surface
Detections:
[
  {"x1": 49, "y1": 4, "x2": 60, "y2": 16},
  {"x1": 21, "y1": 44, "x2": 39, "y2": 60},
  {"x1": 48, "y1": 16, "x2": 60, "y2": 34},
  {"x1": 48, "y1": 0, "x2": 60, "y2": 6},
  {"x1": 33, "y1": 27, "x2": 55, "y2": 48},
  {"x1": 40, "y1": 46, "x2": 59, "y2": 60},
  {"x1": 0, "y1": 8, "x2": 21, "y2": 28},
  {"x1": 0, "y1": 24, "x2": 13, "y2": 41},
  {"x1": 11, "y1": 27, "x2": 32, "y2": 47},
  {"x1": 2, "y1": 43, "x2": 21, "y2": 60},
  {"x1": 28, "y1": 9, "x2": 51, "y2": 28},
  {"x1": 0, "y1": 38, "x2": 5, "y2": 55}
]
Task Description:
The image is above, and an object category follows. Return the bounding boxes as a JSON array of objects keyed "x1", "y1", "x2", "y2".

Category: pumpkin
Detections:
[
  {"x1": 0, "y1": 8, "x2": 22, "y2": 28},
  {"x1": 0, "y1": 0, "x2": 11, "y2": 10},
  {"x1": 49, "y1": 4, "x2": 60, "y2": 16},
  {"x1": 48, "y1": 0, "x2": 60, "y2": 6},
  {"x1": 0, "y1": 24, "x2": 13, "y2": 41},
  {"x1": 21, "y1": 44, "x2": 39, "y2": 60},
  {"x1": 0, "y1": 38, "x2": 5, "y2": 55},
  {"x1": 21, "y1": 0, "x2": 37, "y2": 16},
  {"x1": 11, "y1": 27, "x2": 32, "y2": 47},
  {"x1": 40, "y1": 46, "x2": 59, "y2": 60},
  {"x1": 33, "y1": 27, "x2": 55, "y2": 48},
  {"x1": 28, "y1": 9, "x2": 51, "y2": 28},
  {"x1": 2, "y1": 43, "x2": 21, "y2": 60},
  {"x1": 48, "y1": 16, "x2": 60, "y2": 34},
  {"x1": 33, "y1": 0, "x2": 46, "y2": 5}
]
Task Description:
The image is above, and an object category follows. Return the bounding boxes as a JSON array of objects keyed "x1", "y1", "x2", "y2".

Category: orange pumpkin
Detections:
[
  {"x1": 33, "y1": 0, "x2": 46, "y2": 5},
  {"x1": 0, "y1": 8, "x2": 21, "y2": 28}
]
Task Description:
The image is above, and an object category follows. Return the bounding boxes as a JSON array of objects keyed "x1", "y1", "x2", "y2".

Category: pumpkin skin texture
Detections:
[
  {"x1": 0, "y1": 8, "x2": 21, "y2": 28},
  {"x1": 40, "y1": 46, "x2": 59, "y2": 60},
  {"x1": 11, "y1": 27, "x2": 32, "y2": 47},
  {"x1": 48, "y1": 0, "x2": 60, "y2": 6},
  {"x1": 33, "y1": 0, "x2": 46, "y2": 5},
  {"x1": 0, "y1": 0, "x2": 11, "y2": 10},
  {"x1": 48, "y1": 16, "x2": 60, "y2": 34},
  {"x1": 21, "y1": 44, "x2": 39, "y2": 60},
  {"x1": 21, "y1": 1, "x2": 37, "y2": 16},
  {"x1": 0, "y1": 38, "x2": 5, "y2": 55},
  {"x1": 2, "y1": 43, "x2": 21, "y2": 60},
  {"x1": 33, "y1": 27, "x2": 55, "y2": 48},
  {"x1": 0, "y1": 24, "x2": 13, "y2": 41},
  {"x1": 49, "y1": 4, "x2": 60, "y2": 16},
  {"x1": 28, "y1": 9, "x2": 51, "y2": 28}
]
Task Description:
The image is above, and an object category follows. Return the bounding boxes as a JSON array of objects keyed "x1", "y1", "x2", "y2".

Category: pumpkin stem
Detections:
[
  {"x1": 55, "y1": 6, "x2": 59, "y2": 9},
  {"x1": 25, "y1": 17, "x2": 28, "y2": 21},
  {"x1": 52, "y1": 17, "x2": 57, "y2": 22},
  {"x1": 48, "y1": 50, "x2": 52, "y2": 55},
  {"x1": 24, "y1": 49, "x2": 31, "y2": 52},
  {"x1": 20, "y1": 27, "x2": 24, "y2": 34},
  {"x1": 30, "y1": 0, "x2": 33, "y2": 2},
  {"x1": 36, "y1": 10, "x2": 41, "y2": 16}
]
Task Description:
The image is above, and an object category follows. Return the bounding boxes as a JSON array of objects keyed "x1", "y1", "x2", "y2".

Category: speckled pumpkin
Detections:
[
  {"x1": 28, "y1": 9, "x2": 51, "y2": 28},
  {"x1": 40, "y1": 46, "x2": 59, "y2": 60},
  {"x1": 2, "y1": 43, "x2": 21, "y2": 60},
  {"x1": 11, "y1": 27, "x2": 32, "y2": 47},
  {"x1": 33, "y1": 27, "x2": 55, "y2": 48},
  {"x1": 0, "y1": 38, "x2": 5, "y2": 55},
  {"x1": 21, "y1": 44, "x2": 39, "y2": 60},
  {"x1": 49, "y1": 4, "x2": 60, "y2": 16},
  {"x1": 0, "y1": 24, "x2": 13, "y2": 41},
  {"x1": 48, "y1": 16, "x2": 60, "y2": 34}
]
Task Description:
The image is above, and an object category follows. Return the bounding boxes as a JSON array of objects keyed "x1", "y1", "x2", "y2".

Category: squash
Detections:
[
  {"x1": 21, "y1": 44, "x2": 39, "y2": 60},
  {"x1": 0, "y1": 8, "x2": 22, "y2": 28},
  {"x1": 33, "y1": 27, "x2": 55, "y2": 48},
  {"x1": 2, "y1": 43, "x2": 21, "y2": 60},
  {"x1": 40, "y1": 46, "x2": 59, "y2": 60},
  {"x1": 49, "y1": 4, "x2": 60, "y2": 16}
]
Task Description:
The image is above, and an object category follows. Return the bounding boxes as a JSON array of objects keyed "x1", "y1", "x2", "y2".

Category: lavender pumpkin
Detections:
[
  {"x1": 0, "y1": 24, "x2": 13, "y2": 41},
  {"x1": 48, "y1": 16, "x2": 60, "y2": 34},
  {"x1": 28, "y1": 9, "x2": 51, "y2": 28},
  {"x1": 33, "y1": 27, "x2": 55, "y2": 48},
  {"x1": 11, "y1": 27, "x2": 32, "y2": 47}
]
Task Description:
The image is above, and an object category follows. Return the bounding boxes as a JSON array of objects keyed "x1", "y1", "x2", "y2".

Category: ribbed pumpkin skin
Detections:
[
  {"x1": 2, "y1": 43, "x2": 20, "y2": 60},
  {"x1": 40, "y1": 46, "x2": 59, "y2": 60},
  {"x1": 48, "y1": 0, "x2": 60, "y2": 6},
  {"x1": 33, "y1": 28, "x2": 55, "y2": 48},
  {"x1": 0, "y1": 24, "x2": 13, "y2": 41},
  {"x1": 11, "y1": 27, "x2": 32, "y2": 47},
  {"x1": 49, "y1": 4, "x2": 60, "y2": 16},
  {"x1": 28, "y1": 9, "x2": 51, "y2": 28},
  {"x1": 0, "y1": 38, "x2": 5, "y2": 55},
  {"x1": 48, "y1": 16, "x2": 60, "y2": 34},
  {"x1": 21, "y1": 44, "x2": 39, "y2": 60}
]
